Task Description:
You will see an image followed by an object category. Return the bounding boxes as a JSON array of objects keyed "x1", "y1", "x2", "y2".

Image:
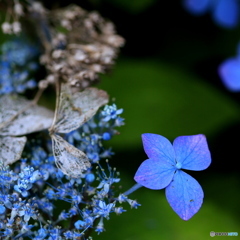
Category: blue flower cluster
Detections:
[
  {"x1": 0, "y1": 157, "x2": 139, "y2": 238},
  {"x1": 0, "y1": 103, "x2": 139, "y2": 238},
  {"x1": 0, "y1": 39, "x2": 40, "y2": 95},
  {"x1": 0, "y1": 161, "x2": 42, "y2": 238}
]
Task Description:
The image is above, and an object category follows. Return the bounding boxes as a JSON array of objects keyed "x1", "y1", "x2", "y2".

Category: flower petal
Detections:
[
  {"x1": 165, "y1": 170, "x2": 204, "y2": 220},
  {"x1": 218, "y1": 58, "x2": 240, "y2": 91},
  {"x1": 142, "y1": 133, "x2": 175, "y2": 165},
  {"x1": 183, "y1": 0, "x2": 211, "y2": 15},
  {"x1": 134, "y1": 158, "x2": 175, "y2": 190},
  {"x1": 173, "y1": 134, "x2": 211, "y2": 171},
  {"x1": 212, "y1": 0, "x2": 239, "y2": 29}
]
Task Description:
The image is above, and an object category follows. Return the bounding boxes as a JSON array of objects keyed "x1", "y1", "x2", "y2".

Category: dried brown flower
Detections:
[{"x1": 39, "y1": 4, "x2": 125, "y2": 90}]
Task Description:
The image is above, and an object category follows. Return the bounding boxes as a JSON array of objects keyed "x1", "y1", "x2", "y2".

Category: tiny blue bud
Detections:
[
  {"x1": 85, "y1": 173, "x2": 95, "y2": 183},
  {"x1": 0, "y1": 205, "x2": 6, "y2": 214},
  {"x1": 74, "y1": 220, "x2": 86, "y2": 229},
  {"x1": 102, "y1": 132, "x2": 111, "y2": 141},
  {"x1": 26, "y1": 79, "x2": 37, "y2": 88}
]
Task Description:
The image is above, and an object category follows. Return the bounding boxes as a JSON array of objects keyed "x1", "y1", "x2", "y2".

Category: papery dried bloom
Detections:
[
  {"x1": 27, "y1": 1, "x2": 46, "y2": 15},
  {"x1": 12, "y1": 21, "x2": 21, "y2": 34},
  {"x1": 40, "y1": 4, "x2": 125, "y2": 90},
  {"x1": 2, "y1": 22, "x2": 12, "y2": 34},
  {"x1": 48, "y1": 83, "x2": 109, "y2": 177},
  {"x1": 14, "y1": 2, "x2": 24, "y2": 16},
  {"x1": 0, "y1": 0, "x2": 26, "y2": 35}
]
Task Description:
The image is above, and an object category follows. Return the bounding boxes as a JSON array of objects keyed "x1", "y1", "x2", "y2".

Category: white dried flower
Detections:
[
  {"x1": 106, "y1": 35, "x2": 125, "y2": 48},
  {"x1": 40, "y1": 4, "x2": 124, "y2": 89},
  {"x1": 52, "y1": 50, "x2": 64, "y2": 59},
  {"x1": 2, "y1": 22, "x2": 12, "y2": 34},
  {"x1": 53, "y1": 63, "x2": 64, "y2": 71},
  {"x1": 29, "y1": 1, "x2": 46, "y2": 15},
  {"x1": 46, "y1": 75, "x2": 55, "y2": 84},
  {"x1": 12, "y1": 21, "x2": 21, "y2": 34},
  {"x1": 14, "y1": 2, "x2": 24, "y2": 16},
  {"x1": 52, "y1": 33, "x2": 67, "y2": 48},
  {"x1": 61, "y1": 19, "x2": 72, "y2": 30},
  {"x1": 101, "y1": 46, "x2": 115, "y2": 64},
  {"x1": 104, "y1": 22, "x2": 115, "y2": 34},
  {"x1": 40, "y1": 54, "x2": 49, "y2": 64},
  {"x1": 38, "y1": 80, "x2": 49, "y2": 89},
  {"x1": 64, "y1": 10, "x2": 76, "y2": 20},
  {"x1": 74, "y1": 50, "x2": 87, "y2": 61},
  {"x1": 91, "y1": 64, "x2": 103, "y2": 73}
]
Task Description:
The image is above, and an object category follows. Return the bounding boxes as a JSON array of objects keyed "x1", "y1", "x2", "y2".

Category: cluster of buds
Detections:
[
  {"x1": 1, "y1": 0, "x2": 24, "y2": 34},
  {"x1": 40, "y1": 4, "x2": 125, "y2": 90}
]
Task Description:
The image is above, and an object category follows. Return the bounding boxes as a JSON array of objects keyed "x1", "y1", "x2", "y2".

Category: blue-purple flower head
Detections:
[
  {"x1": 183, "y1": 0, "x2": 211, "y2": 15},
  {"x1": 134, "y1": 133, "x2": 211, "y2": 220},
  {"x1": 218, "y1": 44, "x2": 240, "y2": 91},
  {"x1": 219, "y1": 57, "x2": 240, "y2": 91},
  {"x1": 183, "y1": 0, "x2": 239, "y2": 28},
  {"x1": 0, "y1": 39, "x2": 39, "y2": 95}
]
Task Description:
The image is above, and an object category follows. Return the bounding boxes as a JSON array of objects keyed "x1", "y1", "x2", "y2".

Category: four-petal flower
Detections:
[{"x1": 134, "y1": 133, "x2": 211, "y2": 220}]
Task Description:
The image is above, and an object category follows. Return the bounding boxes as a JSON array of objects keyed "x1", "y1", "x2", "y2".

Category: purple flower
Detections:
[
  {"x1": 134, "y1": 133, "x2": 211, "y2": 220},
  {"x1": 218, "y1": 57, "x2": 240, "y2": 91},
  {"x1": 183, "y1": 0, "x2": 239, "y2": 28},
  {"x1": 183, "y1": 0, "x2": 211, "y2": 15},
  {"x1": 212, "y1": 0, "x2": 239, "y2": 28}
]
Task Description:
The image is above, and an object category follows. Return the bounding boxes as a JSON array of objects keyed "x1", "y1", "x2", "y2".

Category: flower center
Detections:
[{"x1": 175, "y1": 162, "x2": 182, "y2": 169}]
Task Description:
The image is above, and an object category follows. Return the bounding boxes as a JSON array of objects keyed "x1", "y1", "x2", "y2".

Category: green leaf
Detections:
[{"x1": 99, "y1": 58, "x2": 240, "y2": 150}]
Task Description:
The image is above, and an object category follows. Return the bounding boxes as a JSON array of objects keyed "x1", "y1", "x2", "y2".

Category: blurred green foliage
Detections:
[{"x1": 99, "y1": 58, "x2": 240, "y2": 150}]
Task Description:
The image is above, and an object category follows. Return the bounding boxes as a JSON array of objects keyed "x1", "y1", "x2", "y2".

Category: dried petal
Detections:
[
  {"x1": 0, "y1": 95, "x2": 54, "y2": 136},
  {"x1": 52, "y1": 134, "x2": 90, "y2": 178},
  {"x1": 51, "y1": 84, "x2": 109, "y2": 134},
  {"x1": 0, "y1": 136, "x2": 27, "y2": 165}
]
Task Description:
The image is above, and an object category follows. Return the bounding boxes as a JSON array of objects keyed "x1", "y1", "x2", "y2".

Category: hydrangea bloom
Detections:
[
  {"x1": 134, "y1": 133, "x2": 211, "y2": 220},
  {"x1": 183, "y1": 0, "x2": 239, "y2": 28},
  {"x1": 0, "y1": 39, "x2": 39, "y2": 95},
  {"x1": 0, "y1": 2, "x2": 136, "y2": 238}
]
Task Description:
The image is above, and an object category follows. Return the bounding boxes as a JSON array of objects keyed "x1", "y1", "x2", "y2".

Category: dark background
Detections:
[{"x1": 40, "y1": 0, "x2": 240, "y2": 238}]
